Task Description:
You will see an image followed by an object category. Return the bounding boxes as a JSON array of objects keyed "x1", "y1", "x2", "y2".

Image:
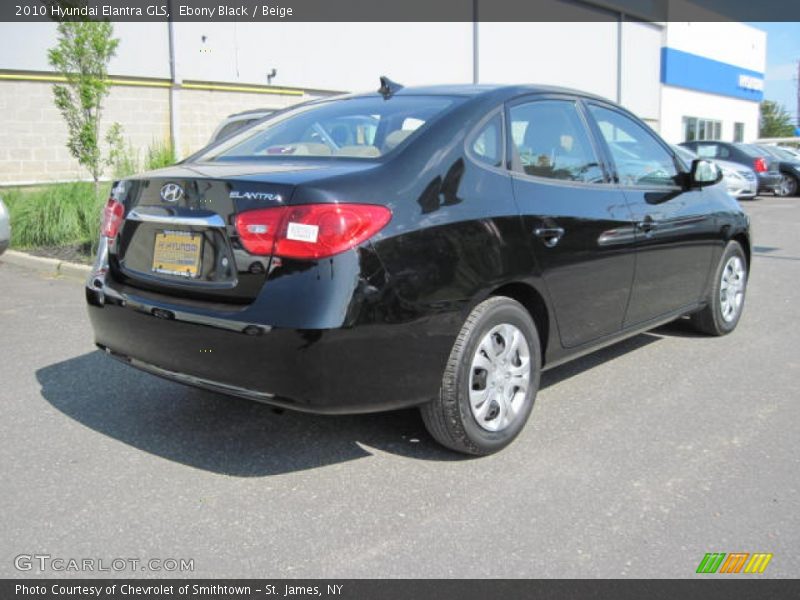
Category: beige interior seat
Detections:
[
  {"x1": 335, "y1": 145, "x2": 381, "y2": 157},
  {"x1": 383, "y1": 129, "x2": 414, "y2": 152}
]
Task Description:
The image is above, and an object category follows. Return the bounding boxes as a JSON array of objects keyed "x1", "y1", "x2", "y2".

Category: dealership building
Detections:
[{"x1": 0, "y1": 4, "x2": 766, "y2": 185}]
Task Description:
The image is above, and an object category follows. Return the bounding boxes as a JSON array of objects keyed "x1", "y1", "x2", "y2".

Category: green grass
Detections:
[
  {"x1": 2, "y1": 182, "x2": 108, "y2": 253},
  {"x1": 144, "y1": 140, "x2": 176, "y2": 171},
  {"x1": 1, "y1": 138, "x2": 176, "y2": 259}
]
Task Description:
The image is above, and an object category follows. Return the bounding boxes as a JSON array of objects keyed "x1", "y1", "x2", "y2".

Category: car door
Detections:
[
  {"x1": 585, "y1": 103, "x2": 715, "y2": 326},
  {"x1": 507, "y1": 96, "x2": 637, "y2": 349}
]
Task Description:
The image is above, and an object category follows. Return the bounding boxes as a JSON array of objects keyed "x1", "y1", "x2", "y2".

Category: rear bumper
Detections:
[
  {"x1": 757, "y1": 172, "x2": 782, "y2": 192},
  {"x1": 86, "y1": 280, "x2": 456, "y2": 414}
]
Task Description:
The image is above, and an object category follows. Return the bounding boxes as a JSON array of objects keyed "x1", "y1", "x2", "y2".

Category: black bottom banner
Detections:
[{"x1": 2, "y1": 579, "x2": 799, "y2": 600}]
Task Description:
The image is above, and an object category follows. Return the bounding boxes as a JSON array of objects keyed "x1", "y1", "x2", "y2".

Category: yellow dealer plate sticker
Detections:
[{"x1": 152, "y1": 230, "x2": 202, "y2": 278}]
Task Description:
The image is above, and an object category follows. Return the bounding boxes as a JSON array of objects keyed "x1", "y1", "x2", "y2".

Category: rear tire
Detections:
[
  {"x1": 420, "y1": 296, "x2": 541, "y2": 455},
  {"x1": 690, "y1": 241, "x2": 747, "y2": 336}
]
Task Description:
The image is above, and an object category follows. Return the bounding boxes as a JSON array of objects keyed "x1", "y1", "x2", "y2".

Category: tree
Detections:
[
  {"x1": 759, "y1": 100, "x2": 796, "y2": 138},
  {"x1": 47, "y1": 21, "x2": 120, "y2": 197}
]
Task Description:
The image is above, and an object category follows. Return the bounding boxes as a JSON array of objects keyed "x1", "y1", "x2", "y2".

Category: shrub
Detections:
[
  {"x1": 145, "y1": 140, "x2": 176, "y2": 171},
  {"x1": 3, "y1": 182, "x2": 107, "y2": 252},
  {"x1": 106, "y1": 123, "x2": 140, "y2": 179}
]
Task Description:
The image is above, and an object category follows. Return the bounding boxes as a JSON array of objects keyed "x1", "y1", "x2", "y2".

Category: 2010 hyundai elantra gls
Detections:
[{"x1": 86, "y1": 80, "x2": 750, "y2": 455}]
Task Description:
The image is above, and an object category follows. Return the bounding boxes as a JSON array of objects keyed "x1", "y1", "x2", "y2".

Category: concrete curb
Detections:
[{"x1": 1, "y1": 249, "x2": 91, "y2": 280}]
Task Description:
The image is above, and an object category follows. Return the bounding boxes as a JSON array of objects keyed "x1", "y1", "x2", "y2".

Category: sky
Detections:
[{"x1": 748, "y1": 22, "x2": 800, "y2": 124}]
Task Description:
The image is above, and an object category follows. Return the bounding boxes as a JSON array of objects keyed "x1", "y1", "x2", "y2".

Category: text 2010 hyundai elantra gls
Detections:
[{"x1": 86, "y1": 80, "x2": 750, "y2": 455}]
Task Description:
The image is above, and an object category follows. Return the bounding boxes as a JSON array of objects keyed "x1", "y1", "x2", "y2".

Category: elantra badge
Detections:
[
  {"x1": 160, "y1": 183, "x2": 184, "y2": 203},
  {"x1": 229, "y1": 191, "x2": 282, "y2": 202}
]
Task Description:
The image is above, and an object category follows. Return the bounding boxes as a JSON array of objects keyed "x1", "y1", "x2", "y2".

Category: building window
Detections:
[
  {"x1": 683, "y1": 117, "x2": 722, "y2": 142},
  {"x1": 734, "y1": 122, "x2": 745, "y2": 143}
]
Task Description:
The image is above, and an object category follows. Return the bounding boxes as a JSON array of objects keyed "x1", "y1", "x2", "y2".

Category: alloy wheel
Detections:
[
  {"x1": 719, "y1": 256, "x2": 746, "y2": 323},
  {"x1": 468, "y1": 323, "x2": 531, "y2": 432}
]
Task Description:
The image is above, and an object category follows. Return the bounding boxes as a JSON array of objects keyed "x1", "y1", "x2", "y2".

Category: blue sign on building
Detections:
[{"x1": 661, "y1": 47, "x2": 764, "y2": 102}]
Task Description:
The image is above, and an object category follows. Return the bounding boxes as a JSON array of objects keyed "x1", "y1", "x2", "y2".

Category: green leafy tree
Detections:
[
  {"x1": 759, "y1": 100, "x2": 796, "y2": 138},
  {"x1": 47, "y1": 21, "x2": 120, "y2": 197}
]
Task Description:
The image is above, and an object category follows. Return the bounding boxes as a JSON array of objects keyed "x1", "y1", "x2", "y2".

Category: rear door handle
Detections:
[{"x1": 533, "y1": 227, "x2": 565, "y2": 248}]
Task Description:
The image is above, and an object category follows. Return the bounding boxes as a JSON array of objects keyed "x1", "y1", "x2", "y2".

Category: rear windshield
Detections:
[
  {"x1": 772, "y1": 146, "x2": 799, "y2": 161},
  {"x1": 203, "y1": 95, "x2": 458, "y2": 161},
  {"x1": 739, "y1": 144, "x2": 766, "y2": 158}
]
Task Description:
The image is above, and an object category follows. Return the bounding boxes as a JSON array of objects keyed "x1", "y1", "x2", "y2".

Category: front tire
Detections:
[
  {"x1": 420, "y1": 296, "x2": 541, "y2": 455},
  {"x1": 690, "y1": 241, "x2": 748, "y2": 336}
]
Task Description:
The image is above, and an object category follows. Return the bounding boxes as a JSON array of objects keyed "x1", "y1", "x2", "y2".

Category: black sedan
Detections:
[
  {"x1": 680, "y1": 140, "x2": 782, "y2": 195},
  {"x1": 87, "y1": 81, "x2": 750, "y2": 455},
  {"x1": 754, "y1": 144, "x2": 800, "y2": 197}
]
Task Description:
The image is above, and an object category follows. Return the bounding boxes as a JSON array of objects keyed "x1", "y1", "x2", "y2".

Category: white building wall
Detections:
[
  {"x1": 619, "y1": 20, "x2": 662, "y2": 124},
  {"x1": 174, "y1": 22, "x2": 473, "y2": 91},
  {"x1": 477, "y1": 21, "x2": 618, "y2": 102},
  {"x1": 664, "y1": 21, "x2": 766, "y2": 73},
  {"x1": 659, "y1": 86, "x2": 760, "y2": 144},
  {"x1": 0, "y1": 22, "x2": 171, "y2": 79}
]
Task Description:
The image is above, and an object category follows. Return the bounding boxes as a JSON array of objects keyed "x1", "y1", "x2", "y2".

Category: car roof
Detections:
[{"x1": 346, "y1": 83, "x2": 612, "y2": 103}]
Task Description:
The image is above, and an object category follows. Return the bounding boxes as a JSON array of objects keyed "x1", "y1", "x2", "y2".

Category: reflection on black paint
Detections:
[{"x1": 417, "y1": 159, "x2": 465, "y2": 214}]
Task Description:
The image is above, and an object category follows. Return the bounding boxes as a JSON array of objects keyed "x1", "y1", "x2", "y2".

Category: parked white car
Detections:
[
  {"x1": 0, "y1": 197, "x2": 10, "y2": 255},
  {"x1": 673, "y1": 145, "x2": 757, "y2": 200}
]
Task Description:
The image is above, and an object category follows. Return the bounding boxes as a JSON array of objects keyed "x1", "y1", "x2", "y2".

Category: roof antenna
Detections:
[{"x1": 378, "y1": 76, "x2": 403, "y2": 99}]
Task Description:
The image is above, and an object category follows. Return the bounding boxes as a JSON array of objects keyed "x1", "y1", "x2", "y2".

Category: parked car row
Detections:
[{"x1": 679, "y1": 140, "x2": 800, "y2": 197}]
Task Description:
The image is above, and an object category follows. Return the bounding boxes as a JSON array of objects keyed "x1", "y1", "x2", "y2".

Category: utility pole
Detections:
[{"x1": 796, "y1": 60, "x2": 799, "y2": 128}]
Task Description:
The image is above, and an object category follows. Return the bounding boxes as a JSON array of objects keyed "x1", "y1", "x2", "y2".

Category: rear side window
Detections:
[
  {"x1": 205, "y1": 96, "x2": 458, "y2": 160},
  {"x1": 508, "y1": 100, "x2": 604, "y2": 183},
  {"x1": 589, "y1": 105, "x2": 679, "y2": 188},
  {"x1": 470, "y1": 113, "x2": 503, "y2": 168},
  {"x1": 695, "y1": 144, "x2": 720, "y2": 159}
]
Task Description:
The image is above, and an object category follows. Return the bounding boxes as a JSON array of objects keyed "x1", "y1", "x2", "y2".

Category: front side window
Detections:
[
  {"x1": 589, "y1": 105, "x2": 679, "y2": 188},
  {"x1": 508, "y1": 100, "x2": 604, "y2": 183},
  {"x1": 202, "y1": 96, "x2": 458, "y2": 160}
]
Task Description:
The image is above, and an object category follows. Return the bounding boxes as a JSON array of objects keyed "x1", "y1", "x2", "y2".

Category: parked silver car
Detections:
[
  {"x1": 673, "y1": 145, "x2": 757, "y2": 200},
  {"x1": 208, "y1": 108, "x2": 275, "y2": 145},
  {"x1": 0, "y1": 197, "x2": 10, "y2": 255}
]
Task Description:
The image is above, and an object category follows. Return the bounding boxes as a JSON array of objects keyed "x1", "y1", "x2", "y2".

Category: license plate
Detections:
[{"x1": 152, "y1": 230, "x2": 202, "y2": 278}]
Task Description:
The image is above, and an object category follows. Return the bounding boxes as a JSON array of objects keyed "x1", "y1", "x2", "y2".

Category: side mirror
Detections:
[{"x1": 690, "y1": 159, "x2": 722, "y2": 187}]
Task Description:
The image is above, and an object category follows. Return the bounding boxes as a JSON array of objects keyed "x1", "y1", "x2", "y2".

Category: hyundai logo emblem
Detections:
[{"x1": 160, "y1": 183, "x2": 184, "y2": 203}]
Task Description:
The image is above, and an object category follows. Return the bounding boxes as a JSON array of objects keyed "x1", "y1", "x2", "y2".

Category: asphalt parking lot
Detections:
[{"x1": 1, "y1": 196, "x2": 798, "y2": 579}]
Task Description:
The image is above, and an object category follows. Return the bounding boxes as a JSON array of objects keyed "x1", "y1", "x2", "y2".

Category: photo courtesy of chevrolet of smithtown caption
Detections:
[{"x1": 86, "y1": 78, "x2": 750, "y2": 455}]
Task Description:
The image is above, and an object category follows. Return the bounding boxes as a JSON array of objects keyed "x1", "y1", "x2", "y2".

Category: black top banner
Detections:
[{"x1": 4, "y1": 0, "x2": 800, "y2": 22}]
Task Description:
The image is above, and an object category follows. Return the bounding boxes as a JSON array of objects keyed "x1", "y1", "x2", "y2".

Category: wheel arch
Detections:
[
  {"x1": 732, "y1": 232, "x2": 751, "y2": 270},
  {"x1": 488, "y1": 282, "x2": 552, "y2": 365}
]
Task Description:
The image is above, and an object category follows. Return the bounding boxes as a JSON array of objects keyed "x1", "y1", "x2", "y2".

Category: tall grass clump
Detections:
[
  {"x1": 5, "y1": 182, "x2": 106, "y2": 250},
  {"x1": 144, "y1": 140, "x2": 176, "y2": 171}
]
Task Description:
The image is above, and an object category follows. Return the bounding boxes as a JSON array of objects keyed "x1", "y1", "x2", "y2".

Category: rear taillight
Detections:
[
  {"x1": 235, "y1": 203, "x2": 392, "y2": 260},
  {"x1": 753, "y1": 157, "x2": 768, "y2": 173},
  {"x1": 101, "y1": 198, "x2": 125, "y2": 238}
]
